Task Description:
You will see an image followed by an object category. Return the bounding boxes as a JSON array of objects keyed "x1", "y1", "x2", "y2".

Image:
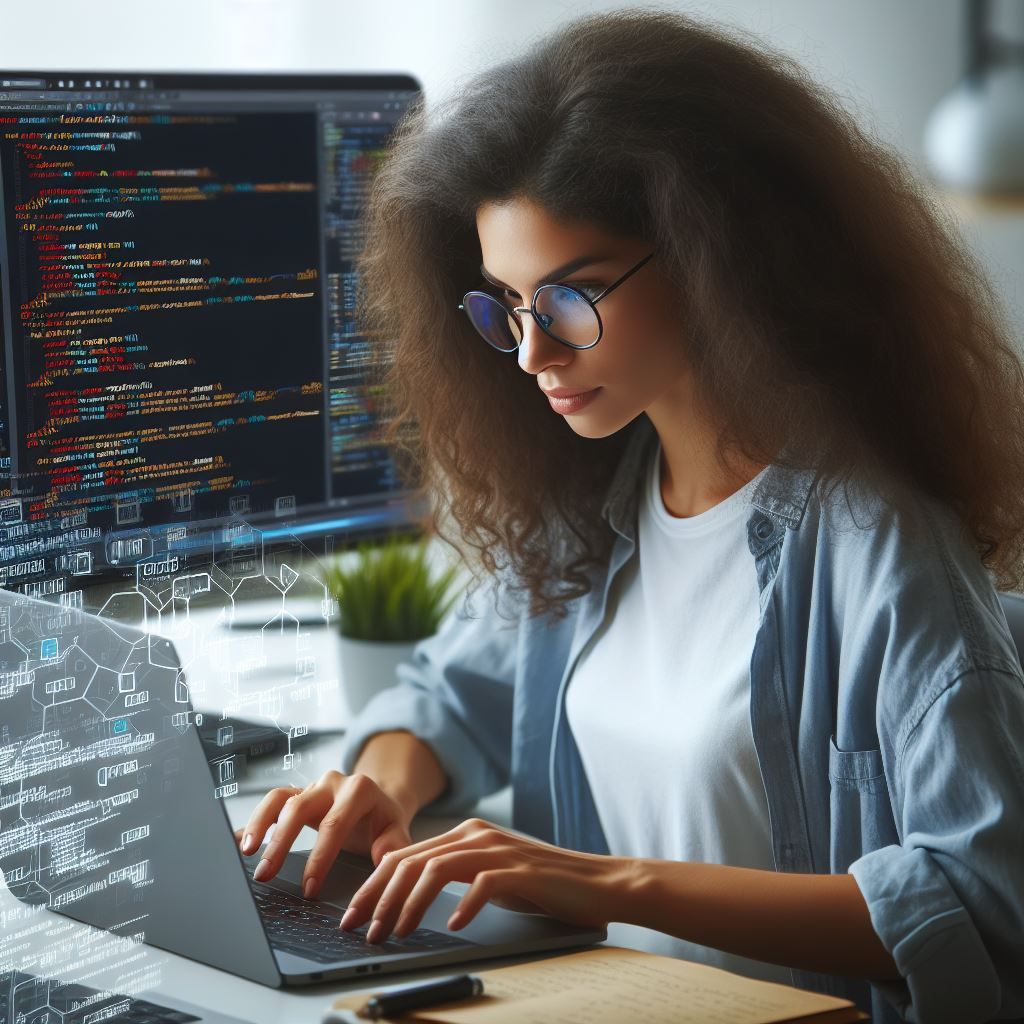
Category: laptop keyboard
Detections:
[{"x1": 248, "y1": 877, "x2": 476, "y2": 964}]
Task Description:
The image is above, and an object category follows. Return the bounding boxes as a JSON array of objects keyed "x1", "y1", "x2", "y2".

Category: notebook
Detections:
[{"x1": 328, "y1": 946, "x2": 871, "y2": 1024}]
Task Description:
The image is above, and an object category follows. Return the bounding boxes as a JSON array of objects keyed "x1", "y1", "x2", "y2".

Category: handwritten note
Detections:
[{"x1": 331, "y1": 946, "x2": 869, "y2": 1024}]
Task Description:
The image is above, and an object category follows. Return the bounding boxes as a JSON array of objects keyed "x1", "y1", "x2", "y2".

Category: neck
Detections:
[{"x1": 644, "y1": 394, "x2": 767, "y2": 519}]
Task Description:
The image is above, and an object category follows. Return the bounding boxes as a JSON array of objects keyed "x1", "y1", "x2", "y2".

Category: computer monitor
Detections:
[{"x1": 0, "y1": 71, "x2": 425, "y2": 593}]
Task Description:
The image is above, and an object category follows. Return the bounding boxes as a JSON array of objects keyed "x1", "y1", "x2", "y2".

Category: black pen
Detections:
[{"x1": 355, "y1": 974, "x2": 484, "y2": 1020}]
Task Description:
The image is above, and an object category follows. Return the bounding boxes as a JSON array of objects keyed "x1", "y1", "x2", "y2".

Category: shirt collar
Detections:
[{"x1": 600, "y1": 416, "x2": 820, "y2": 539}]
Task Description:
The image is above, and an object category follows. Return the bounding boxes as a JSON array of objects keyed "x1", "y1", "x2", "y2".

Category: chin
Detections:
[{"x1": 563, "y1": 412, "x2": 633, "y2": 440}]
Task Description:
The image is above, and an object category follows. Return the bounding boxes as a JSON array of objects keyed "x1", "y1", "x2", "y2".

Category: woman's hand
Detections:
[
  {"x1": 235, "y1": 770, "x2": 415, "y2": 899},
  {"x1": 338, "y1": 817, "x2": 635, "y2": 944}
]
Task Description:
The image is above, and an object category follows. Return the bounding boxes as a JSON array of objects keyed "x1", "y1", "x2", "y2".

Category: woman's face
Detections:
[{"x1": 474, "y1": 196, "x2": 695, "y2": 439}]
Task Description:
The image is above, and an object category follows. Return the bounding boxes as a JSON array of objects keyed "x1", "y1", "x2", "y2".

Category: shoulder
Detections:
[
  {"x1": 769, "y1": 469, "x2": 1023, "y2": 768},
  {"x1": 784, "y1": 467, "x2": 1020, "y2": 681}
]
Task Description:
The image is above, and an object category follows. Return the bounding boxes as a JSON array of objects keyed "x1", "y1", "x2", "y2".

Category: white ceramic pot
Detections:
[{"x1": 338, "y1": 635, "x2": 420, "y2": 717}]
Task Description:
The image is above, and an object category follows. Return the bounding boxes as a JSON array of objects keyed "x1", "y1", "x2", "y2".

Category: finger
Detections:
[
  {"x1": 336, "y1": 822, "x2": 413, "y2": 928},
  {"x1": 240, "y1": 786, "x2": 303, "y2": 856},
  {"x1": 365, "y1": 851, "x2": 449, "y2": 941},
  {"x1": 448, "y1": 868, "x2": 522, "y2": 931},
  {"x1": 369, "y1": 820, "x2": 414, "y2": 868},
  {"x1": 358, "y1": 838, "x2": 508, "y2": 942},
  {"x1": 300, "y1": 777, "x2": 392, "y2": 899},
  {"x1": 256, "y1": 788, "x2": 331, "y2": 882},
  {"x1": 392, "y1": 850, "x2": 491, "y2": 939},
  {"x1": 346, "y1": 819, "x2": 495, "y2": 915},
  {"x1": 343, "y1": 830, "x2": 476, "y2": 930}
]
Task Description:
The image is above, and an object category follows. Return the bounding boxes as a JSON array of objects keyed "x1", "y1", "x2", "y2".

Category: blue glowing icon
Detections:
[
  {"x1": 40, "y1": 638, "x2": 58, "y2": 660},
  {"x1": 113, "y1": 719, "x2": 128, "y2": 735}
]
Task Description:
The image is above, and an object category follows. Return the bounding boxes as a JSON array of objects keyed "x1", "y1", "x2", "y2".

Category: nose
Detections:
[{"x1": 515, "y1": 309, "x2": 573, "y2": 376}]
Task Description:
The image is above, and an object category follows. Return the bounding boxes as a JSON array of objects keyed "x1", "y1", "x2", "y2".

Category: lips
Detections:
[
  {"x1": 541, "y1": 386, "x2": 595, "y2": 398},
  {"x1": 543, "y1": 387, "x2": 602, "y2": 415}
]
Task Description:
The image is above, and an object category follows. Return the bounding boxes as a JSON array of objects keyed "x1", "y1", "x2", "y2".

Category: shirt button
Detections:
[{"x1": 755, "y1": 519, "x2": 774, "y2": 540}]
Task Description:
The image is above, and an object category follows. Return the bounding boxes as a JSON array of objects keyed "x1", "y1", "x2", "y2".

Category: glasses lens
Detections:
[
  {"x1": 462, "y1": 292, "x2": 522, "y2": 352},
  {"x1": 534, "y1": 285, "x2": 600, "y2": 347}
]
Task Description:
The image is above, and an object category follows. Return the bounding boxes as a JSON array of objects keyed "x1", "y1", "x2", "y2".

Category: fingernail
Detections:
[
  {"x1": 252, "y1": 859, "x2": 270, "y2": 882},
  {"x1": 303, "y1": 878, "x2": 316, "y2": 900},
  {"x1": 339, "y1": 907, "x2": 357, "y2": 930},
  {"x1": 366, "y1": 920, "x2": 384, "y2": 944},
  {"x1": 241, "y1": 833, "x2": 256, "y2": 856}
]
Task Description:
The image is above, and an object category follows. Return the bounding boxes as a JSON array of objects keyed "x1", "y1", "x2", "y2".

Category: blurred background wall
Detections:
[{"x1": 2, "y1": 0, "x2": 1020, "y2": 345}]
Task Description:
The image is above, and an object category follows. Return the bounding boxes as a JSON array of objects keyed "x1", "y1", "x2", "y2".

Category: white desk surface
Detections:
[{"x1": 1, "y1": 590, "x2": 518, "y2": 1024}]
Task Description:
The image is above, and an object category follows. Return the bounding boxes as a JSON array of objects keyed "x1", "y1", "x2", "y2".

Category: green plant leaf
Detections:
[{"x1": 318, "y1": 536, "x2": 463, "y2": 642}]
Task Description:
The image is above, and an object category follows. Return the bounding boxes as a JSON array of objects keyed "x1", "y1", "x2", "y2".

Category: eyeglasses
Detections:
[{"x1": 458, "y1": 251, "x2": 655, "y2": 352}]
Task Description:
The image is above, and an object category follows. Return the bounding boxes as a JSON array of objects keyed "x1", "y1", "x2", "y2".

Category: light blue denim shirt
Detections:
[{"x1": 340, "y1": 417, "x2": 1024, "y2": 1024}]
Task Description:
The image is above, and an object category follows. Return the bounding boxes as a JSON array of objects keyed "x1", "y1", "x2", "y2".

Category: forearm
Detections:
[
  {"x1": 615, "y1": 859, "x2": 900, "y2": 981},
  {"x1": 351, "y1": 730, "x2": 448, "y2": 820}
]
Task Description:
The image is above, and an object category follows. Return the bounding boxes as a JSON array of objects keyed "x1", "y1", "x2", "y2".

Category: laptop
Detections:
[
  {"x1": 1, "y1": 970, "x2": 252, "y2": 1024},
  {"x1": 0, "y1": 591, "x2": 606, "y2": 987}
]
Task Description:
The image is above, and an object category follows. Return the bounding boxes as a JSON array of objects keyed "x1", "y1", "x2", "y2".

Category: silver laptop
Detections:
[
  {"x1": 0, "y1": 591, "x2": 605, "y2": 987},
  {"x1": 1, "y1": 970, "x2": 252, "y2": 1024}
]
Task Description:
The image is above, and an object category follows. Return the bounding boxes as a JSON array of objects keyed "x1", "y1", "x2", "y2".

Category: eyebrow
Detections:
[{"x1": 479, "y1": 254, "x2": 612, "y2": 291}]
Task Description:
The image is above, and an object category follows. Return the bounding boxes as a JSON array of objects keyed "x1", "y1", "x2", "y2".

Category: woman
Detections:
[{"x1": 238, "y1": 9, "x2": 1024, "y2": 1022}]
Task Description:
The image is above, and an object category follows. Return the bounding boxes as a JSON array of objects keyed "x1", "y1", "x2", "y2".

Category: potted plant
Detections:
[{"x1": 319, "y1": 534, "x2": 463, "y2": 716}]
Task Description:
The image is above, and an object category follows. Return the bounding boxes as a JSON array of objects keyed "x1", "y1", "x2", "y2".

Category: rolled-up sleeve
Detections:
[
  {"x1": 339, "y1": 583, "x2": 519, "y2": 814},
  {"x1": 848, "y1": 667, "x2": 1024, "y2": 1023}
]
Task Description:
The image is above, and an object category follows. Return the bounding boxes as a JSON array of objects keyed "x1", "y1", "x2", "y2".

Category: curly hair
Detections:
[{"x1": 355, "y1": 6, "x2": 1024, "y2": 620}]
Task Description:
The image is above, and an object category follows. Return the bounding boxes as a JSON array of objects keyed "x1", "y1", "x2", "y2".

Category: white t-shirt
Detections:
[{"x1": 565, "y1": 442, "x2": 792, "y2": 984}]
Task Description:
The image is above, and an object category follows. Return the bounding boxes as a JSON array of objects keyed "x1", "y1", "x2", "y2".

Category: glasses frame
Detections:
[{"x1": 458, "y1": 250, "x2": 656, "y2": 352}]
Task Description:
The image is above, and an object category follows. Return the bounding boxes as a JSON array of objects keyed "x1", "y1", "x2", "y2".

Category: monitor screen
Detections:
[{"x1": 0, "y1": 71, "x2": 424, "y2": 594}]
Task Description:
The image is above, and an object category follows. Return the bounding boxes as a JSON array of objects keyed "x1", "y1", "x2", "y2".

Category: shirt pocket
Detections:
[{"x1": 827, "y1": 734, "x2": 900, "y2": 872}]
